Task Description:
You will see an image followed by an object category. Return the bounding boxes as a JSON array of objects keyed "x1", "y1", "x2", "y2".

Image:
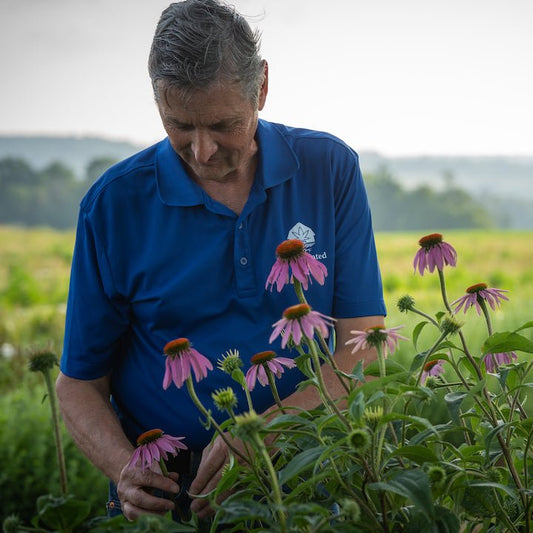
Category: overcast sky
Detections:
[{"x1": 1, "y1": 0, "x2": 532, "y2": 156}]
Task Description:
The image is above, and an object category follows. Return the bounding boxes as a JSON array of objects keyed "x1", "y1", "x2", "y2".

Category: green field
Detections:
[{"x1": 1, "y1": 226, "x2": 532, "y2": 361}]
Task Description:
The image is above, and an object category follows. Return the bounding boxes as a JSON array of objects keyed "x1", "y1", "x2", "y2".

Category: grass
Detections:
[{"x1": 0, "y1": 225, "x2": 531, "y2": 370}]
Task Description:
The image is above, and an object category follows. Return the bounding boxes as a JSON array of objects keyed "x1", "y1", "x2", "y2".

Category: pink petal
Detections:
[
  {"x1": 163, "y1": 358, "x2": 173, "y2": 390},
  {"x1": 257, "y1": 365, "x2": 269, "y2": 386},
  {"x1": 245, "y1": 365, "x2": 258, "y2": 391}
]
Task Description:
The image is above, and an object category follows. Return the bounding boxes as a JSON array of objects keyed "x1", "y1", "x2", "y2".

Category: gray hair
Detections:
[{"x1": 148, "y1": 0, "x2": 264, "y2": 103}]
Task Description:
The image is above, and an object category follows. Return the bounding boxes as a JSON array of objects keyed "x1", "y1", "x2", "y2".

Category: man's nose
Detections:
[{"x1": 190, "y1": 131, "x2": 217, "y2": 164}]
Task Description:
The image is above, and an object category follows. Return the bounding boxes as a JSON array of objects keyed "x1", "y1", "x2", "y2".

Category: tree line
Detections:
[{"x1": 0, "y1": 156, "x2": 493, "y2": 230}]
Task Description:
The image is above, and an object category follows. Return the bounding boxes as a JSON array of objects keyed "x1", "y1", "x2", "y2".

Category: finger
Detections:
[
  {"x1": 121, "y1": 466, "x2": 180, "y2": 494},
  {"x1": 122, "y1": 498, "x2": 172, "y2": 521},
  {"x1": 189, "y1": 442, "x2": 227, "y2": 496},
  {"x1": 189, "y1": 463, "x2": 225, "y2": 515},
  {"x1": 118, "y1": 467, "x2": 180, "y2": 517}
]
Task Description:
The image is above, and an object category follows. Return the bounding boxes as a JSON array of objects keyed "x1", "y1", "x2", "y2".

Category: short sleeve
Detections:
[
  {"x1": 61, "y1": 208, "x2": 130, "y2": 379},
  {"x1": 332, "y1": 151, "x2": 386, "y2": 318}
]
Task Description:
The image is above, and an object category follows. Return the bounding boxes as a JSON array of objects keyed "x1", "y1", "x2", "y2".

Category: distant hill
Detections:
[
  {"x1": 359, "y1": 152, "x2": 533, "y2": 200},
  {"x1": 1, "y1": 135, "x2": 531, "y2": 197},
  {"x1": 1, "y1": 135, "x2": 532, "y2": 228},
  {"x1": 0, "y1": 135, "x2": 146, "y2": 177}
]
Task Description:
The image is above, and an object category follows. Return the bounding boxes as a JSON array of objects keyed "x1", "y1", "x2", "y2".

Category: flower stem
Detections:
[
  {"x1": 409, "y1": 306, "x2": 440, "y2": 328},
  {"x1": 478, "y1": 297, "x2": 493, "y2": 337},
  {"x1": 186, "y1": 377, "x2": 248, "y2": 462},
  {"x1": 306, "y1": 339, "x2": 350, "y2": 428},
  {"x1": 376, "y1": 343, "x2": 386, "y2": 379},
  {"x1": 251, "y1": 433, "x2": 287, "y2": 532},
  {"x1": 159, "y1": 458, "x2": 169, "y2": 476},
  {"x1": 42, "y1": 368, "x2": 68, "y2": 495},
  {"x1": 294, "y1": 279, "x2": 350, "y2": 394},
  {"x1": 438, "y1": 268, "x2": 483, "y2": 382},
  {"x1": 265, "y1": 366, "x2": 285, "y2": 413},
  {"x1": 293, "y1": 279, "x2": 307, "y2": 305},
  {"x1": 415, "y1": 332, "x2": 447, "y2": 386}
]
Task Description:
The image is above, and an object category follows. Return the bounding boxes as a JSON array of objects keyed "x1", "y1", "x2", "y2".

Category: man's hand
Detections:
[
  {"x1": 117, "y1": 463, "x2": 180, "y2": 521},
  {"x1": 189, "y1": 435, "x2": 247, "y2": 519}
]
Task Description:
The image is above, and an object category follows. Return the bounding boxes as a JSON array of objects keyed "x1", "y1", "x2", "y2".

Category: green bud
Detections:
[
  {"x1": 427, "y1": 465, "x2": 447, "y2": 490},
  {"x1": 234, "y1": 411, "x2": 265, "y2": 442},
  {"x1": 217, "y1": 349, "x2": 243, "y2": 374},
  {"x1": 363, "y1": 406, "x2": 384, "y2": 428},
  {"x1": 397, "y1": 294, "x2": 415, "y2": 313},
  {"x1": 348, "y1": 428, "x2": 371, "y2": 454},
  {"x1": 339, "y1": 498, "x2": 361, "y2": 522},
  {"x1": 439, "y1": 314, "x2": 463, "y2": 335},
  {"x1": 2, "y1": 514, "x2": 22, "y2": 533},
  {"x1": 28, "y1": 350, "x2": 58, "y2": 373},
  {"x1": 212, "y1": 387, "x2": 238, "y2": 412}
]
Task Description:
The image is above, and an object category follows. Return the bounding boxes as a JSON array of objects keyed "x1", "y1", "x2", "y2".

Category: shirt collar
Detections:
[{"x1": 155, "y1": 119, "x2": 299, "y2": 206}]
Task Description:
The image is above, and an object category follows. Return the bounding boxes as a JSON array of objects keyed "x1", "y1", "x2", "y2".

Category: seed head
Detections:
[
  {"x1": 397, "y1": 294, "x2": 416, "y2": 313},
  {"x1": 440, "y1": 314, "x2": 463, "y2": 335},
  {"x1": 217, "y1": 349, "x2": 243, "y2": 374},
  {"x1": 28, "y1": 350, "x2": 58, "y2": 374},
  {"x1": 339, "y1": 498, "x2": 361, "y2": 523},
  {"x1": 348, "y1": 428, "x2": 371, "y2": 454},
  {"x1": 212, "y1": 387, "x2": 238, "y2": 412},
  {"x1": 234, "y1": 411, "x2": 265, "y2": 442}
]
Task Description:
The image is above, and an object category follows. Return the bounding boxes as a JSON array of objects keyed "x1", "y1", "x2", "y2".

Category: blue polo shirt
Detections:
[{"x1": 61, "y1": 119, "x2": 386, "y2": 450}]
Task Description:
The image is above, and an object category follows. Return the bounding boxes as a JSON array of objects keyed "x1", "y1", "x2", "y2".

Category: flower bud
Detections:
[
  {"x1": 217, "y1": 349, "x2": 243, "y2": 374},
  {"x1": 439, "y1": 314, "x2": 463, "y2": 335},
  {"x1": 28, "y1": 350, "x2": 58, "y2": 373},
  {"x1": 348, "y1": 428, "x2": 371, "y2": 454},
  {"x1": 397, "y1": 294, "x2": 415, "y2": 313},
  {"x1": 212, "y1": 387, "x2": 238, "y2": 412},
  {"x1": 234, "y1": 411, "x2": 265, "y2": 442},
  {"x1": 339, "y1": 498, "x2": 361, "y2": 522}
]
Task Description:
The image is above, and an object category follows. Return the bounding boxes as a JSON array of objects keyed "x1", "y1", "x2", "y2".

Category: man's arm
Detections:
[
  {"x1": 189, "y1": 315, "x2": 384, "y2": 517},
  {"x1": 55, "y1": 372, "x2": 180, "y2": 520}
]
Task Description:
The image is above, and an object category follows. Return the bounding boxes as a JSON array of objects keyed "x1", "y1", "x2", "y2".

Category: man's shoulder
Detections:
[
  {"x1": 261, "y1": 120, "x2": 358, "y2": 160},
  {"x1": 80, "y1": 141, "x2": 163, "y2": 211}
]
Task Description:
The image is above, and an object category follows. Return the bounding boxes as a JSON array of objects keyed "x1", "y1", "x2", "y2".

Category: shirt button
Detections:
[
  {"x1": 238, "y1": 223, "x2": 244, "y2": 230},
  {"x1": 240, "y1": 257, "x2": 248, "y2": 266}
]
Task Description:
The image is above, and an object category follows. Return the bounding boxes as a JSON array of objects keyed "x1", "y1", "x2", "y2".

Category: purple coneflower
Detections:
[
  {"x1": 413, "y1": 233, "x2": 457, "y2": 275},
  {"x1": 245, "y1": 350, "x2": 296, "y2": 391},
  {"x1": 270, "y1": 303, "x2": 335, "y2": 348},
  {"x1": 162, "y1": 338, "x2": 213, "y2": 389},
  {"x1": 452, "y1": 283, "x2": 509, "y2": 315},
  {"x1": 420, "y1": 359, "x2": 445, "y2": 385},
  {"x1": 266, "y1": 239, "x2": 328, "y2": 292},
  {"x1": 483, "y1": 352, "x2": 517, "y2": 373},
  {"x1": 127, "y1": 429, "x2": 187, "y2": 473},
  {"x1": 345, "y1": 325, "x2": 407, "y2": 356}
]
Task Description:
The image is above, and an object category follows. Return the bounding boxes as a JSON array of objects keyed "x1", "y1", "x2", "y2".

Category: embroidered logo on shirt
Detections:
[{"x1": 287, "y1": 222, "x2": 316, "y2": 251}]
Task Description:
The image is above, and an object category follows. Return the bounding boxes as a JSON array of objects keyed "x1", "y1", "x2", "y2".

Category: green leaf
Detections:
[
  {"x1": 348, "y1": 391, "x2": 365, "y2": 423},
  {"x1": 388, "y1": 444, "x2": 440, "y2": 464},
  {"x1": 368, "y1": 469, "x2": 435, "y2": 520},
  {"x1": 409, "y1": 350, "x2": 429, "y2": 373},
  {"x1": 444, "y1": 392, "x2": 467, "y2": 425},
  {"x1": 413, "y1": 321, "x2": 429, "y2": 349},
  {"x1": 484, "y1": 422, "x2": 510, "y2": 460},
  {"x1": 516, "y1": 321, "x2": 533, "y2": 332},
  {"x1": 365, "y1": 358, "x2": 406, "y2": 376},
  {"x1": 482, "y1": 331, "x2": 533, "y2": 355},
  {"x1": 35, "y1": 494, "x2": 91, "y2": 533},
  {"x1": 278, "y1": 446, "x2": 327, "y2": 485}
]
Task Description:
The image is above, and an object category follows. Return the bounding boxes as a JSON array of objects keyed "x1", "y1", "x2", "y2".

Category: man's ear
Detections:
[{"x1": 258, "y1": 60, "x2": 268, "y2": 111}]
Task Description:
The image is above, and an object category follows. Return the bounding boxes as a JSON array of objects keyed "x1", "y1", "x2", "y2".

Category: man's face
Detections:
[{"x1": 156, "y1": 79, "x2": 267, "y2": 184}]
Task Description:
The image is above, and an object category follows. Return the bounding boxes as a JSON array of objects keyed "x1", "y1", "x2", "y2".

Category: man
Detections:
[{"x1": 56, "y1": 0, "x2": 386, "y2": 522}]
